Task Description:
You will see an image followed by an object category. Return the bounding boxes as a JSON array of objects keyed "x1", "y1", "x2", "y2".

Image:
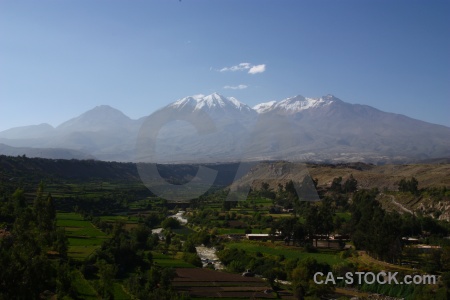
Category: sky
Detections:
[{"x1": 1, "y1": 0, "x2": 449, "y2": 131}]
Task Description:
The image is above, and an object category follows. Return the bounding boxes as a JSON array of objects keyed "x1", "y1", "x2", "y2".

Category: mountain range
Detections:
[{"x1": 1, "y1": 93, "x2": 449, "y2": 163}]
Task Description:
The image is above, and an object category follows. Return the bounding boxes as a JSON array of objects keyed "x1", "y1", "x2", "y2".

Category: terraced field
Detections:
[
  {"x1": 173, "y1": 268, "x2": 278, "y2": 299},
  {"x1": 57, "y1": 212, "x2": 109, "y2": 260}
]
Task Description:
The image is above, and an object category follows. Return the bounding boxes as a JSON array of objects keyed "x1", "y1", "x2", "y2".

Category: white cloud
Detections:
[
  {"x1": 218, "y1": 62, "x2": 266, "y2": 74},
  {"x1": 219, "y1": 62, "x2": 251, "y2": 72},
  {"x1": 248, "y1": 64, "x2": 266, "y2": 74},
  {"x1": 223, "y1": 84, "x2": 248, "y2": 90}
]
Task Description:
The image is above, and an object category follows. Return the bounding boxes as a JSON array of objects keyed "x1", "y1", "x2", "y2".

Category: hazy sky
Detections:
[{"x1": 1, "y1": 0, "x2": 449, "y2": 131}]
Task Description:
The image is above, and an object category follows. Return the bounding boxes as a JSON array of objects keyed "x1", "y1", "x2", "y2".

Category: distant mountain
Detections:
[
  {"x1": 247, "y1": 94, "x2": 450, "y2": 163},
  {"x1": 0, "y1": 143, "x2": 94, "y2": 160},
  {"x1": 57, "y1": 105, "x2": 137, "y2": 133},
  {"x1": 0, "y1": 123, "x2": 55, "y2": 139},
  {"x1": 0, "y1": 105, "x2": 142, "y2": 161},
  {"x1": 1, "y1": 93, "x2": 449, "y2": 163}
]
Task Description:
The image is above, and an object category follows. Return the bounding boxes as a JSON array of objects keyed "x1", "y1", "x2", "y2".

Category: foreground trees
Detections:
[
  {"x1": 349, "y1": 189, "x2": 403, "y2": 263},
  {"x1": 0, "y1": 183, "x2": 69, "y2": 299}
]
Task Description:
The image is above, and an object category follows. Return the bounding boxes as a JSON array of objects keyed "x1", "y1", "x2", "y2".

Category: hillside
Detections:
[
  {"x1": 230, "y1": 161, "x2": 450, "y2": 191},
  {"x1": 0, "y1": 155, "x2": 140, "y2": 183},
  {"x1": 0, "y1": 155, "x2": 244, "y2": 187}
]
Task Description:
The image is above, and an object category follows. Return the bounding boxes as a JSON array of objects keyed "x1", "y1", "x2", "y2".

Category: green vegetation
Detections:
[
  {"x1": 1, "y1": 155, "x2": 450, "y2": 299},
  {"x1": 57, "y1": 212, "x2": 108, "y2": 260},
  {"x1": 226, "y1": 241, "x2": 344, "y2": 265}
]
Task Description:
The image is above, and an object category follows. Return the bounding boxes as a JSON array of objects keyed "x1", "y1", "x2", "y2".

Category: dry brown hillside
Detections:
[{"x1": 230, "y1": 161, "x2": 450, "y2": 191}]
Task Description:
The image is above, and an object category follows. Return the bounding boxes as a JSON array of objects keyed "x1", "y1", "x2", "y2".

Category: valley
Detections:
[{"x1": 0, "y1": 155, "x2": 449, "y2": 299}]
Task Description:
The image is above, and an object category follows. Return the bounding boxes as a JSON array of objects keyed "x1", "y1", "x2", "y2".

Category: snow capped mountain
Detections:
[
  {"x1": 256, "y1": 95, "x2": 336, "y2": 114},
  {"x1": 253, "y1": 101, "x2": 277, "y2": 113},
  {"x1": 169, "y1": 93, "x2": 254, "y2": 114},
  {"x1": 1, "y1": 93, "x2": 449, "y2": 163},
  {"x1": 168, "y1": 92, "x2": 339, "y2": 116}
]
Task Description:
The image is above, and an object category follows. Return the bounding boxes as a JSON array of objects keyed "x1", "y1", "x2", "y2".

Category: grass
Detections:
[
  {"x1": 226, "y1": 241, "x2": 345, "y2": 266},
  {"x1": 349, "y1": 251, "x2": 416, "y2": 273},
  {"x1": 172, "y1": 226, "x2": 195, "y2": 236},
  {"x1": 216, "y1": 228, "x2": 247, "y2": 234},
  {"x1": 57, "y1": 212, "x2": 109, "y2": 260},
  {"x1": 113, "y1": 283, "x2": 132, "y2": 300},
  {"x1": 336, "y1": 212, "x2": 351, "y2": 221},
  {"x1": 71, "y1": 270, "x2": 98, "y2": 300},
  {"x1": 99, "y1": 215, "x2": 140, "y2": 223},
  {"x1": 68, "y1": 246, "x2": 100, "y2": 260}
]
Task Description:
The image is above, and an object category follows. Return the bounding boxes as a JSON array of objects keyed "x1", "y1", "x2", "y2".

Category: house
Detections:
[
  {"x1": 412, "y1": 244, "x2": 441, "y2": 253},
  {"x1": 246, "y1": 233, "x2": 270, "y2": 240},
  {"x1": 314, "y1": 239, "x2": 345, "y2": 250}
]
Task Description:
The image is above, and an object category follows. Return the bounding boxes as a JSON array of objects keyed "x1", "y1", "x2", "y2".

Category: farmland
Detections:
[
  {"x1": 1, "y1": 156, "x2": 450, "y2": 299},
  {"x1": 57, "y1": 212, "x2": 109, "y2": 260},
  {"x1": 226, "y1": 241, "x2": 344, "y2": 266},
  {"x1": 173, "y1": 268, "x2": 279, "y2": 299}
]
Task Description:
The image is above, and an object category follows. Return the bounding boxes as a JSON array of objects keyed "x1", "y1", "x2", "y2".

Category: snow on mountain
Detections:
[
  {"x1": 169, "y1": 93, "x2": 254, "y2": 114},
  {"x1": 259, "y1": 95, "x2": 336, "y2": 114},
  {"x1": 253, "y1": 101, "x2": 277, "y2": 113},
  {"x1": 1, "y1": 93, "x2": 449, "y2": 163}
]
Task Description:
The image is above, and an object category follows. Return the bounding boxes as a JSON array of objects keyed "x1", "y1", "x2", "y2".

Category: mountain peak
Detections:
[
  {"x1": 254, "y1": 95, "x2": 335, "y2": 114},
  {"x1": 57, "y1": 105, "x2": 132, "y2": 132},
  {"x1": 89, "y1": 105, "x2": 126, "y2": 114},
  {"x1": 253, "y1": 101, "x2": 277, "y2": 113},
  {"x1": 169, "y1": 93, "x2": 254, "y2": 114}
]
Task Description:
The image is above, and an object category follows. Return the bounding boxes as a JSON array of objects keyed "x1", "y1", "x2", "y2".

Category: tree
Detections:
[
  {"x1": 276, "y1": 217, "x2": 297, "y2": 245},
  {"x1": 285, "y1": 180, "x2": 298, "y2": 202},
  {"x1": 398, "y1": 177, "x2": 419, "y2": 194},
  {"x1": 54, "y1": 227, "x2": 69, "y2": 258},
  {"x1": 223, "y1": 200, "x2": 237, "y2": 211},
  {"x1": 260, "y1": 182, "x2": 276, "y2": 199},
  {"x1": 343, "y1": 174, "x2": 357, "y2": 193},
  {"x1": 305, "y1": 205, "x2": 320, "y2": 246},
  {"x1": 56, "y1": 263, "x2": 74, "y2": 298},
  {"x1": 291, "y1": 258, "x2": 333, "y2": 299},
  {"x1": 161, "y1": 217, "x2": 181, "y2": 229},
  {"x1": 293, "y1": 222, "x2": 306, "y2": 246},
  {"x1": 305, "y1": 201, "x2": 334, "y2": 247},
  {"x1": 96, "y1": 259, "x2": 116, "y2": 299},
  {"x1": 330, "y1": 177, "x2": 342, "y2": 193},
  {"x1": 350, "y1": 189, "x2": 404, "y2": 263},
  {"x1": 12, "y1": 188, "x2": 26, "y2": 212}
]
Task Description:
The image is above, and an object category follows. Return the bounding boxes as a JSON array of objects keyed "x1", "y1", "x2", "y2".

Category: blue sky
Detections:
[{"x1": 1, "y1": 0, "x2": 449, "y2": 131}]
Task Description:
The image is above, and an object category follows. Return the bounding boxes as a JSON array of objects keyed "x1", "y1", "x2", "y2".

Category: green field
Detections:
[
  {"x1": 99, "y1": 215, "x2": 140, "y2": 223},
  {"x1": 226, "y1": 241, "x2": 345, "y2": 265},
  {"x1": 57, "y1": 212, "x2": 109, "y2": 260},
  {"x1": 113, "y1": 283, "x2": 132, "y2": 300},
  {"x1": 172, "y1": 226, "x2": 196, "y2": 236},
  {"x1": 71, "y1": 270, "x2": 98, "y2": 300},
  {"x1": 336, "y1": 212, "x2": 351, "y2": 221}
]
